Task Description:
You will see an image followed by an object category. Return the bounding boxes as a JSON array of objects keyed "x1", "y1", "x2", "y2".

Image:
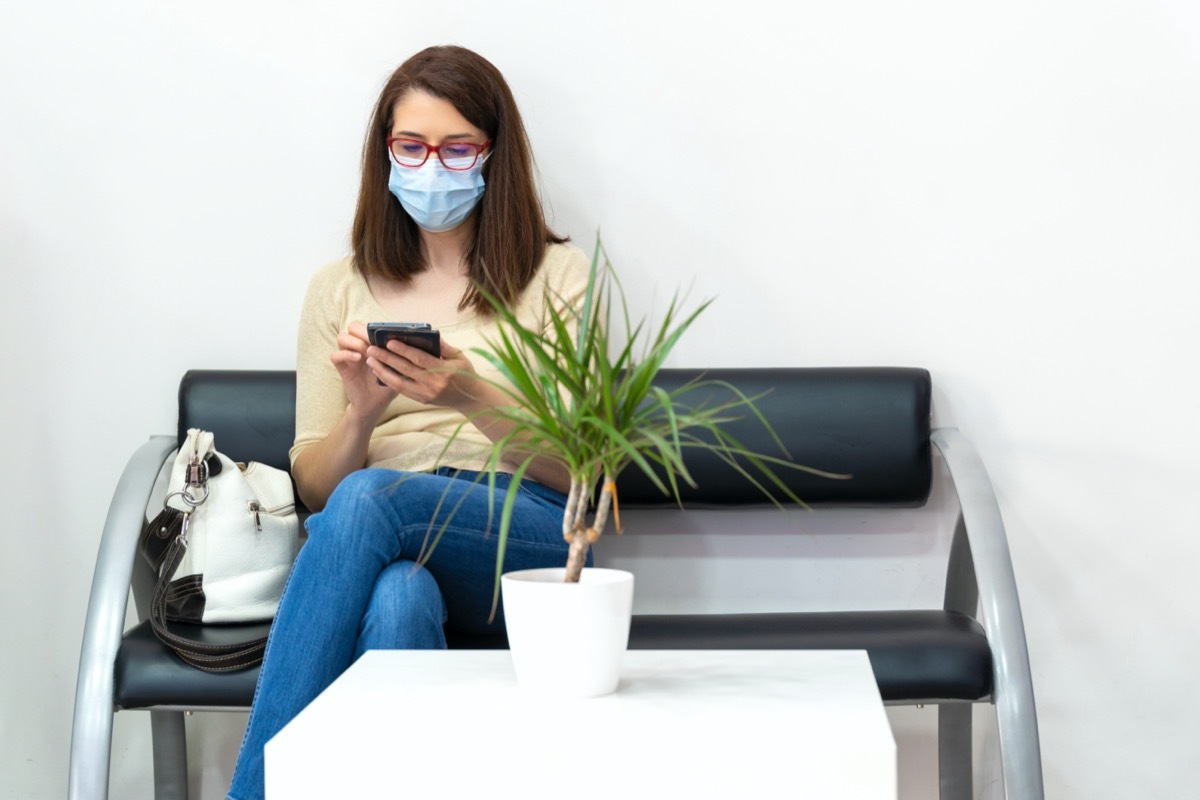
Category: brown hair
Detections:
[{"x1": 350, "y1": 45, "x2": 565, "y2": 314}]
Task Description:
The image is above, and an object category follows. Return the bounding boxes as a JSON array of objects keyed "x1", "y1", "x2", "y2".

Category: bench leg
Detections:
[
  {"x1": 67, "y1": 705, "x2": 114, "y2": 800},
  {"x1": 150, "y1": 710, "x2": 189, "y2": 800},
  {"x1": 995, "y1": 690, "x2": 1045, "y2": 799},
  {"x1": 939, "y1": 703, "x2": 973, "y2": 800}
]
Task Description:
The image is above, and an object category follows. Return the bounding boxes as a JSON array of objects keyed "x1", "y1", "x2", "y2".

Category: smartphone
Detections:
[
  {"x1": 366, "y1": 323, "x2": 441, "y2": 386},
  {"x1": 367, "y1": 322, "x2": 442, "y2": 357}
]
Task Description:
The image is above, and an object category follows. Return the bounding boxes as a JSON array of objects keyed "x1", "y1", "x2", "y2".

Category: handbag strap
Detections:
[{"x1": 148, "y1": 517, "x2": 269, "y2": 672}]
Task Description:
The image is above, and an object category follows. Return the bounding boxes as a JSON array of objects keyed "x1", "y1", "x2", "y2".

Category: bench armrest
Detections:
[
  {"x1": 69, "y1": 435, "x2": 177, "y2": 798},
  {"x1": 931, "y1": 427, "x2": 1043, "y2": 798}
]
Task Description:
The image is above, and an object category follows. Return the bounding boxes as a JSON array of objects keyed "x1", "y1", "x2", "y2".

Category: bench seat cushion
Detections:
[
  {"x1": 116, "y1": 609, "x2": 989, "y2": 709},
  {"x1": 450, "y1": 609, "x2": 992, "y2": 703},
  {"x1": 115, "y1": 621, "x2": 268, "y2": 710},
  {"x1": 627, "y1": 610, "x2": 992, "y2": 702}
]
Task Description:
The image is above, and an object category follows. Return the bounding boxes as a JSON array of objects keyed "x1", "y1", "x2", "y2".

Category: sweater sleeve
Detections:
[{"x1": 289, "y1": 261, "x2": 350, "y2": 468}]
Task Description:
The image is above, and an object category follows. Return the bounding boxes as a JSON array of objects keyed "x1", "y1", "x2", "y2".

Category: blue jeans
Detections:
[{"x1": 227, "y1": 467, "x2": 578, "y2": 800}]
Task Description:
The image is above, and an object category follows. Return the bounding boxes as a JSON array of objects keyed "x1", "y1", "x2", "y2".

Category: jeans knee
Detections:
[
  {"x1": 370, "y1": 561, "x2": 445, "y2": 616},
  {"x1": 358, "y1": 561, "x2": 447, "y2": 652},
  {"x1": 326, "y1": 469, "x2": 402, "y2": 512},
  {"x1": 307, "y1": 469, "x2": 404, "y2": 547}
]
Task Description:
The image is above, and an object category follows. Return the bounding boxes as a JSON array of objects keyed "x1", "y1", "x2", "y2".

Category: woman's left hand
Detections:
[{"x1": 365, "y1": 337, "x2": 483, "y2": 412}]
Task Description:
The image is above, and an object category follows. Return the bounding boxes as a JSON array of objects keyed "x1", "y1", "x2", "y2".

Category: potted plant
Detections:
[{"x1": 437, "y1": 235, "x2": 836, "y2": 696}]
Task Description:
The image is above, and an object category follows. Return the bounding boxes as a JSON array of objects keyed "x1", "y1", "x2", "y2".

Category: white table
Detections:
[{"x1": 265, "y1": 649, "x2": 896, "y2": 799}]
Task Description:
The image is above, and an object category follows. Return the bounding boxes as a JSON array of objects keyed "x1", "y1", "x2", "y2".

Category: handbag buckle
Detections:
[
  {"x1": 186, "y1": 454, "x2": 209, "y2": 488},
  {"x1": 176, "y1": 454, "x2": 211, "y2": 507}
]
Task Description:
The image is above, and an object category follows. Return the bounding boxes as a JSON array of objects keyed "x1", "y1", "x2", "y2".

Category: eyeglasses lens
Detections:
[
  {"x1": 392, "y1": 140, "x2": 429, "y2": 167},
  {"x1": 439, "y1": 144, "x2": 479, "y2": 170}
]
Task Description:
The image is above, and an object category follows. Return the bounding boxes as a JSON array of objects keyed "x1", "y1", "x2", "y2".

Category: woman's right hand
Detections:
[
  {"x1": 331, "y1": 320, "x2": 397, "y2": 425},
  {"x1": 293, "y1": 320, "x2": 392, "y2": 511}
]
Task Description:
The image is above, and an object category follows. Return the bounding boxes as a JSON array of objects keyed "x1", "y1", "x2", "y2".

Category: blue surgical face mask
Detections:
[{"x1": 387, "y1": 155, "x2": 488, "y2": 233}]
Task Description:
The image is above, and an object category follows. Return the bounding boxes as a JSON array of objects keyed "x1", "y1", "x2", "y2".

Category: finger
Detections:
[
  {"x1": 346, "y1": 320, "x2": 370, "y2": 343},
  {"x1": 367, "y1": 344, "x2": 409, "y2": 374},
  {"x1": 378, "y1": 343, "x2": 444, "y2": 377},
  {"x1": 330, "y1": 349, "x2": 363, "y2": 367},
  {"x1": 335, "y1": 333, "x2": 368, "y2": 356},
  {"x1": 439, "y1": 339, "x2": 464, "y2": 359},
  {"x1": 365, "y1": 356, "x2": 408, "y2": 390},
  {"x1": 366, "y1": 348, "x2": 414, "y2": 384}
]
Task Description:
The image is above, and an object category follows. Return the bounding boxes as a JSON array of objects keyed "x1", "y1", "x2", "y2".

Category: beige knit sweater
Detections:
[{"x1": 289, "y1": 242, "x2": 591, "y2": 474}]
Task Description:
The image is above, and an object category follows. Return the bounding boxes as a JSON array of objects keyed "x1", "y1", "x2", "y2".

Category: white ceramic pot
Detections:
[{"x1": 500, "y1": 567, "x2": 635, "y2": 698}]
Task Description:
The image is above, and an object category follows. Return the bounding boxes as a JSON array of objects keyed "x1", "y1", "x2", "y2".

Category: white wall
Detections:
[{"x1": 2, "y1": 1, "x2": 1198, "y2": 798}]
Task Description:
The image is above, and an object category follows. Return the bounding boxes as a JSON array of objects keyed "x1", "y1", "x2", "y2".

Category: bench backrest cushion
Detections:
[
  {"x1": 613, "y1": 367, "x2": 932, "y2": 508},
  {"x1": 178, "y1": 370, "x2": 297, "y2": 473},
  {"x1": 177, "y1": 366, "x2": 932, "y2": 509}
]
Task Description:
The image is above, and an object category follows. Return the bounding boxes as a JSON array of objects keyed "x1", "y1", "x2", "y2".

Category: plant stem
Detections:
[
  {"x1": 572, "y1": 476, "x2": 589, "y2": 532},
  {"x1": 562, "y1": 474, "x2": 614, "y2": 583},
  {"x1": 562, "y1": 479, "x2": 580, "y2": 542},
  {"x1": 564, "y1": 529, "x2": 589, "y2": 583},
  {"x1": 591, "y1": 475, "x2": 615, "y2": 542},
  {"x1": 562, "y1": 477, "x2": 587, "y2": 582}
]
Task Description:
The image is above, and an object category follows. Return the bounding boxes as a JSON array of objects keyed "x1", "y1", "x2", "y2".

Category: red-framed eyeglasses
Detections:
[{"x1": 386, "y1": 137, "x2": 491, "y2": 170}]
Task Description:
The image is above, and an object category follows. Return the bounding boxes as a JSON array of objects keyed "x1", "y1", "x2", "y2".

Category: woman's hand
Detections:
[
  {"x1": 362, "y1": 325, "x2": 572, "y2": 494},
  {"x1": 365, "y1": 333, "x2": 483, "y2": 413},
  {"x1": 331, "y1": 321, "x2": 398, "y2": 424}
]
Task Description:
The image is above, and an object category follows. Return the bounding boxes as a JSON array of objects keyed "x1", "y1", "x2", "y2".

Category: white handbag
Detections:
[{"x1": 140, "y1": 428, "x2": 300, "y2": 670}]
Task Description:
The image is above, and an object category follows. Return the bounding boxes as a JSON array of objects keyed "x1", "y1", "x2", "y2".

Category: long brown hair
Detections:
[{"x1": 351, "y1": 45, "x2": 565, "y2": 314}]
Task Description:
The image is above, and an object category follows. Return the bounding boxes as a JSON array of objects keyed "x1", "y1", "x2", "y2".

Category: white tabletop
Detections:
[{"x1": 266, "y1": 649, "x2": 896, "y2": 799}]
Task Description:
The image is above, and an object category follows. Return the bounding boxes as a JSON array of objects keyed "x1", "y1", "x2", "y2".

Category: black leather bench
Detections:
[{"x1": 71, "y1": 367, "x2": 1043, "y2": 800}]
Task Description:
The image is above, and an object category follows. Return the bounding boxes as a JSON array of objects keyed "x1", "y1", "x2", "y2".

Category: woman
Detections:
[{"x1": 227, "y1": 45, "x2": 590, "y2": 800}]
